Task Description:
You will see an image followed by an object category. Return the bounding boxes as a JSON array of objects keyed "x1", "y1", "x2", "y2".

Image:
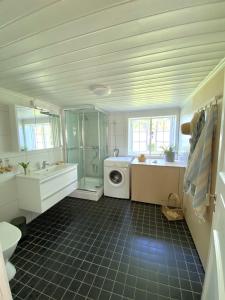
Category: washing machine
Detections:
[{"x1": 104, "y1": 157, "x2": 133, "y2": 199}]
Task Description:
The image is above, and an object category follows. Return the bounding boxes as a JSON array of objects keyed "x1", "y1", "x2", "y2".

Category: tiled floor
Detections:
[{"x1": 10, "y1": 197, "x2": 204, "y2": 300}]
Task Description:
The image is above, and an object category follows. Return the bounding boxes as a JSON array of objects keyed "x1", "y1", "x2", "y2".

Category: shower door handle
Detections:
[
  {"x1": 66, "y1": 147, "x2": 80, "y2": 150},
  {"x1": 80, "y1": 146, "x2": 99, "y2": 150}
]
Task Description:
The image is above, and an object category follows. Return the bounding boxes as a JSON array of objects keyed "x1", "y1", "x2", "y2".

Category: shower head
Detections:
[
  {"x1": 40, "y1": 111, "x2": 59, "y2": 118},
  {"x1": 40, "y1": 111, "x2": 50, "y2": 116}
]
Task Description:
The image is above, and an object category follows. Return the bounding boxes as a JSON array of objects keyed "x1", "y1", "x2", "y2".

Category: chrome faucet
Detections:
[{"x1": 42, "y1": 161, "x2": 50, "y2": 169}]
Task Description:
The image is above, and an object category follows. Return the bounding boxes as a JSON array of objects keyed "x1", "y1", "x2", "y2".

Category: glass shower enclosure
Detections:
[{"x1": 64, "y1": 108, "x2": 108, "y2": 193}]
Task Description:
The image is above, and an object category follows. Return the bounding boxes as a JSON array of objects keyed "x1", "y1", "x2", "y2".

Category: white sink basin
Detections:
[
  {"x1": 34, "y1": 164, "x2": 67, "y2": 175},
  {"x1": 17, "y1": 163, "x2": 76, "y2": 181}
]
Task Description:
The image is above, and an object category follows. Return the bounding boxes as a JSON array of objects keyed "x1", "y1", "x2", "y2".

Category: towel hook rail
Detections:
[{"x1": 198, "y1": 94, "x2": 223, "y2": 112}]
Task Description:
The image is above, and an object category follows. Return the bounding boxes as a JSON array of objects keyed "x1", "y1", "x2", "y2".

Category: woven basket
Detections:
[
  {"x1": 161, "y1": 206, "x2": 184, "y2": 221},
  {"x1": 161, "y1": 193, "x2": 184, "y2": 221}
]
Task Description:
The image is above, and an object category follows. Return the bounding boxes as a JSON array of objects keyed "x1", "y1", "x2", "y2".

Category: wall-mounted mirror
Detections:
[{"x1": 15, "y1": 106, "x2": 61, "y2": 151}]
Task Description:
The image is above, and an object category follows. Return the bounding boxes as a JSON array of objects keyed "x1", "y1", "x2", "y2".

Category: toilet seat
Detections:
[
  {"x1": 0, "y1": 222, "x2": 21, "y2": 252},
  {"x1": 0, "y1": 222, "x2": 21, "y2": 281}
]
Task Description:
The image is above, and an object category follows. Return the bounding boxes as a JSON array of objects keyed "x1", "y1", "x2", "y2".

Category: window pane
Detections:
[
  {"x1": 132, "y1": 120, "x2": 140, "y2": 130},
  {"x1": 139, "y1": 120, "x2": 148, "y2": 131},
  {"x1": 128, "y1": 118, "x2": 150, "y2": 154},
  {"x1": 139, "y1": 142, "x2": 147, "y2": 152},
  {"x1": 133, "y1": 142, "x2": 139, "y2": 152},
  {"x1": 150, "y1": 117, "x2": 175, "y2": 155},
  {"x1": 156, "y1": 132, "x2": 164, "y2": 141},
  {"x1": 128, "y1": 116, "x2": 175, "y2": 155},
  {"x1": 133, "y1": 132, "x2": 140, "y2": 141},
  {"x1": 140, "y1": 132, "x2": 147, "y2": 142}
]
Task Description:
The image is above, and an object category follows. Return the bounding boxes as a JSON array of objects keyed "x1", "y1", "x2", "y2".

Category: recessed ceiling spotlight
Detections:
[{"x1": 89, "y1": 84, "x2": 111, "y2": 96}]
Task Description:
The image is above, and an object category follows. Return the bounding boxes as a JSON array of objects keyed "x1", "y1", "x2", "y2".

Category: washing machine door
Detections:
[{"x1": 109, "y1": 169, "x2": 124, "y2": 186}]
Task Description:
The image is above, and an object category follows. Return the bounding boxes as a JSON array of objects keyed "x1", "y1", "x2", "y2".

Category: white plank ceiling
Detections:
[{"x1": 0, "y1": 0, "x2": 225, "y2": 111}]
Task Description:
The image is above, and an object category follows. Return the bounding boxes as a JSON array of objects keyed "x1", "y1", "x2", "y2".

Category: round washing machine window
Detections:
[{"x1": 109, "y1": 170, "x2": 123, "y2": 185}]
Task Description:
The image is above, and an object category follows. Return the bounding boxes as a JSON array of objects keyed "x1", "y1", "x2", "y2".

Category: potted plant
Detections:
[
  {"x1": 162, "y1": 146, "x2": 175, "y2": 162},
  {"x1": 18, "y1": 162, "x2": 29, "y2": 175}
]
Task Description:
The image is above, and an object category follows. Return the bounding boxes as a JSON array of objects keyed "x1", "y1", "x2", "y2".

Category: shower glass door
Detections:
[
  {"x1": 64, "y1": 110, "x2": 83, "y2": 178},
  {"x1": 80, "y1": 111, "x2": 101, "y2": 191},
  {"x1": 64, "y1": 109, "x2": 107, "y2": 192}
]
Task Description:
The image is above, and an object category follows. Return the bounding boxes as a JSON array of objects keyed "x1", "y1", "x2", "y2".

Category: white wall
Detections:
[
  {"x1": 0, "y1": 88, "x2": 63, "y2": 223},
  {"x1": 108, "y1": 107, "x2": 180, "y2": 156},
  {"x1": 178, "y1": 99, "x2": 193, "y2": 162},
  {"x1": 0, "y1": 104, "x2": 11, "y2": 153}
]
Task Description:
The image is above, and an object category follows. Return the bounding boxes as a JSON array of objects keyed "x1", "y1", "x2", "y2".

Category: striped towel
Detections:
[{"x1": 184, "y1": 106, "x2": 217, "y2": 221}]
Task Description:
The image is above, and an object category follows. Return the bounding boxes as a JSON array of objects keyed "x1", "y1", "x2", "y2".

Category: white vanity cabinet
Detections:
[{"x1": 16, "y1": 164, "x2": 78, "y2": 213}]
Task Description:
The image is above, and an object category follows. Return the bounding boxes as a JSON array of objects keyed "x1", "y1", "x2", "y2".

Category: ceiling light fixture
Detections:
[{"x1": 89, "y1": 84, "x2": 111, "y2": 96}]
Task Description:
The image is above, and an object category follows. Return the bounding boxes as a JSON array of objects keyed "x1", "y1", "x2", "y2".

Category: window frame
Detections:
[{"x1": 128, "y1": 115, "x2": 177, "y2": 157}]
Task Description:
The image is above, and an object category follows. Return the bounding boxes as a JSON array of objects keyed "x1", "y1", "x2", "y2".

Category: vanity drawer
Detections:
[
  {"x1": 41, "y1": 181, "x2": 78, "y2": 212},
  {"x1": 40, "y1": 168, "x2": 77, "y2": 200}
]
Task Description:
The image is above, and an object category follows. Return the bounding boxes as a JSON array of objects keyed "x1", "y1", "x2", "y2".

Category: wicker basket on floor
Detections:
[
  {"x1": 161, "y1": 206, "x2": 184, "y2": 221},
  {"x1": 161, "y1": 193, "x2": 184, "y2": 221}
]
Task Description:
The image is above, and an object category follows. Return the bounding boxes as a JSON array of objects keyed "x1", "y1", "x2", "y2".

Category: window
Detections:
[
  {"x1": 22, "y1": 123, "x2": 53, "y2": 150},
  {"x1": 16, "y1": 106, "x2": 61, "y2": 151},
  {"x1": 128, "y1": 116, "x2": 176, "y2": 156}
]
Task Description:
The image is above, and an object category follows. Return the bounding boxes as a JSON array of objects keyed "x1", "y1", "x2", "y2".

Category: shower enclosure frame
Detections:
[{"x1": 63, "y1": 106, "x2": 108, "y2": 196}]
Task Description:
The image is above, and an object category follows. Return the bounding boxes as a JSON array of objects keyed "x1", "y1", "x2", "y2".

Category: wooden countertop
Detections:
[{"x1": 131, "y1": 158, "x2": 186, "y2": 168}]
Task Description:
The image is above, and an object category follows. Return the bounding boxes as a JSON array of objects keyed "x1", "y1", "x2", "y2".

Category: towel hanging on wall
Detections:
[
  {"x1": 184, "y1": 105, "x2": 217, "y2": 221},
  {"x1": 188, "y1": 110, "x2": 205, "y2": 161}
]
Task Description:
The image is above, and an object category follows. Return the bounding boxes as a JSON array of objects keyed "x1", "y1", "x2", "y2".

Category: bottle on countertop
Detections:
[{"x1": 113, "y1": 148, "x2": 119, "y2": 157}]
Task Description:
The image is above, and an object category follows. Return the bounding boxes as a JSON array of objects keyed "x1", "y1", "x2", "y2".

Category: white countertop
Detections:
[
  {"x1": 16, "y1": 163, "x2": 77, "y2": 182},
  {"x1": 131, "y1": 158, "x2": 186, "y2": 168}
]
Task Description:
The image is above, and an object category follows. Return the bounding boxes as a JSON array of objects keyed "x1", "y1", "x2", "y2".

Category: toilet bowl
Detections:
[{"x1": 0, "y1": 222, "x2": 21, "y2": 281}]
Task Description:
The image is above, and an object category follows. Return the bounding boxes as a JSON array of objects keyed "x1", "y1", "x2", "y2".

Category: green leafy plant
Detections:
[
  {"x1": 162, "y1": 146, "x2": 175, "y2": 154},
  {"x1": 161, "y1": 146, "x2": 175, "y2": 162},
  {"x1": 18, "y1": 162, "x2": 29, "y2": 175}
]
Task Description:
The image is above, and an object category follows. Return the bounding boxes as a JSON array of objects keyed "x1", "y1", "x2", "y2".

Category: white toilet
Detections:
[{"x1": 0, "y1": 222, "x2": 22, "y2": 281}]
